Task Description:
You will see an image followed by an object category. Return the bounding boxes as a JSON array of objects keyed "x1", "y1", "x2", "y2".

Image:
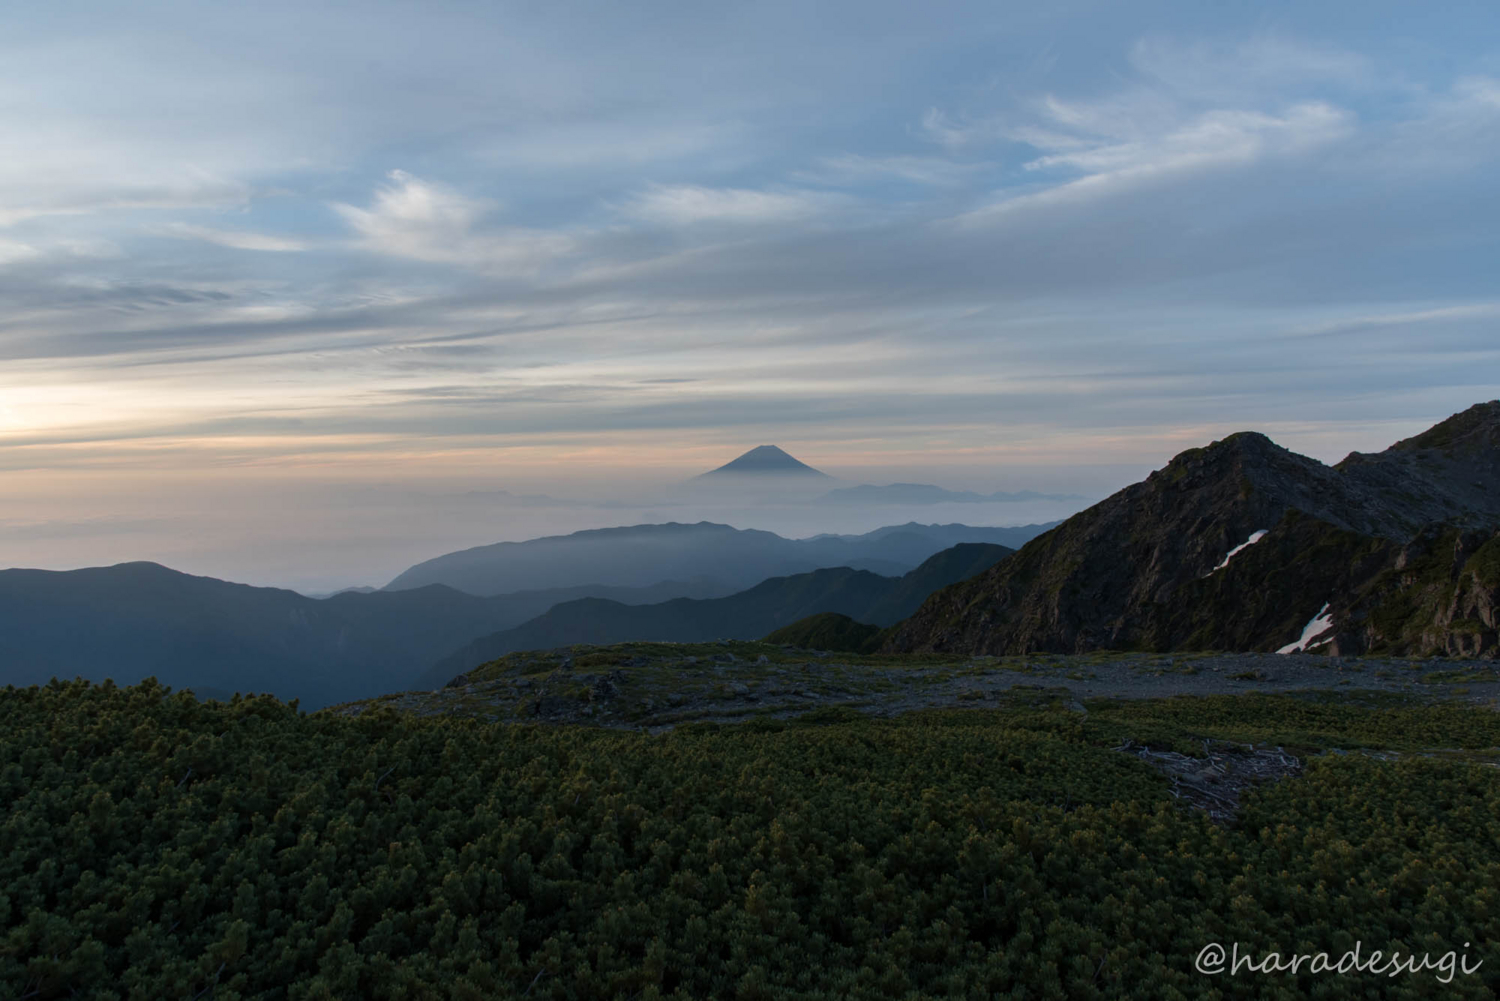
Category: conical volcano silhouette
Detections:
[{"x1": 699, "y1": 445, "x2": 829, "y2": 477}]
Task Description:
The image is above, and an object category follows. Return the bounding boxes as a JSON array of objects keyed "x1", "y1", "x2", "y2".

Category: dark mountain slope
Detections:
[
  {"x1": 1335, "y1": 402, "x2": 1500, "y2": 533},
  {"x1": 885, "y1": 402, "x2": 1500, "y2": 658},
  {"x1": 426, "y1": 542, "x2": 1015, "y2": 684},
  {"x1": 0, "y1": 564, "x2": 734, "y2": 708},
  {"x1": 860, "y1": 542, "x2": 1018, "y2": 627},
  {"x1": 472, "y1": 568, "x2": 892, "y2": 652},
  {"x1": 764, "y1": 613, "x2": 884, "y2": 653}
]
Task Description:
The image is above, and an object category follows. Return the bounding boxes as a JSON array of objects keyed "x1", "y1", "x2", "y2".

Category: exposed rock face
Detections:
[
  {"x1": 1333, "y1": 526, "x2": 1500, "y2": 658},
  {"x1": 884, "y1": 402, "x2": 1500, "y2": 658}
]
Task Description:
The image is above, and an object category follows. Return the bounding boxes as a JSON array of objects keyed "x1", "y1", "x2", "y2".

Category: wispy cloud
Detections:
[
  {"x1": 947, "y1": 42, "x2": 1358, "y2": 224},
  {"x1": 0, "y1": 239, "x2": 42, "y2": 266},
  {"x1": 333, "y1": 170, "x2": 574, "y2": 273},
  {"x1": 1287, "y1": 302, "x2": 1500, "y2": 338},
  {"x1": 618, "y1": 184, "x2": 837, "y2": 225},
  {"x1": 1016, "y1": 101, "x2": 1349, "y2": 185},
  {"x1": 802, "y1": 154, "x2": 989, "y2": 187},
  {"x1": 917, "y1": 108, "x2": 1006, "y2": 151},
  {"x1": 0, "y1": 235, "x2": 121, "y2": 270},
  {"x1": 0, "y1": 166, "x2": 254, "y2": 228},
  {"x1": 162, "y1": 223, "x2": 307, "y2": 252}
]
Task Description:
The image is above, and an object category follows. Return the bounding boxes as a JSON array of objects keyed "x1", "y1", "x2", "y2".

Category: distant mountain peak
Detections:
[{"x1": 699, "y1": 445, "x2": 829, "y2": 477}]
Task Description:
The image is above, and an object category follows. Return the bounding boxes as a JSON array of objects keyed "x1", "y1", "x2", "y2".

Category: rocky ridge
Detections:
[{"x1": 883, "y1": 402, "x2": 1500, "y2": 658}]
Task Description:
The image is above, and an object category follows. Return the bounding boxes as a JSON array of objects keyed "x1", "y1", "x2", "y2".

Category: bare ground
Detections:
[{"x1": 327, "y1": 643, "x2": 1500, "y2": 730}]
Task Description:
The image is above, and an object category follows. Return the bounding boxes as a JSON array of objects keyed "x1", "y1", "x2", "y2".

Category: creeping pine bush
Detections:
[{"x1": 2, "y1": 679, "x2": 1497, "y2": 999}]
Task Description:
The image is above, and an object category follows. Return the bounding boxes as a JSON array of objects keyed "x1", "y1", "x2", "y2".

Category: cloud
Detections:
[
  {"x1": 0, "y1": 235, "x2": 122, "y2": 271},
  {"x1": 0, "y1": 168, "x2": 255, "y2": 228},
  {"x1": 1024, "y1": 100, "x2": 1350, "y2": 176},
  {"x1": 952, "y1": 84, "x2": 1353, "y2": 224},
  {"x1": 1286, "y1": 302, "x2": 1500, "y2": 339},
  {"x1": 162, "y1": 223, "x2": 307, "y2": 252},
  {"x1": 918, "y1": 108, "x2": 1005, "y2": 151},
  {"x1": 337, "y1": 170, "x2": 489, "y2": 241},
  {"x1": 618, "y1": 184, "x2": 836, "y2": 225},
  {"x1": 0, "y1": 239, "x2": 42, "y2": 266},
  {"x1": 333, "y1": 170, "x2": 574, "y2": 274},
  {"x1": 910, "y1": 35, "x2": 1389, "y2": 231},
  {"x1": 4, "y1": 13, "x2": 1498, "y2": 515},
  {"x1": 1456, "y1": 76, "x2": 1500, "y2": 110},
  {"x1": 801, "y1": 154, "x2": 989, "y2": 187},
  {"x1": 1368, "y1": 75, "x2": 1500, "y2": 176},
  {"x1": 480, "y1": 119, "x2": 740, "y2": 169}
]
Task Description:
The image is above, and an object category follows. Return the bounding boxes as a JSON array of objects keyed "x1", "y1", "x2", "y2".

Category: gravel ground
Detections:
[{"x1": 328, "y1": 643, "x2": 1500, "y2": 729}]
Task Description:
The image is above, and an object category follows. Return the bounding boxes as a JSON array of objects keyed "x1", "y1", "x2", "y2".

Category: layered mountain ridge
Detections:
[
  {"x1": 384, "y1": 520, "x2": 1055, "y2": 595},
  {"x1": 0, "y1": 522, "x2": 1044, "y2": 708},
  {"x1": 425, "y1": 542, "x2": 1013, "y2": 686},
  {"x1": 885, "y1": 402, "x2": 1500, "y2": 658},
  {"x1": 0, "y1": 563, "x2": 734, "y2": 708}
]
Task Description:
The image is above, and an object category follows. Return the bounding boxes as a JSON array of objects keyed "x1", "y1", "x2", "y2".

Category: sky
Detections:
[{"x1": 3, "y1": 0, "x2": 1498, "y2": 592}]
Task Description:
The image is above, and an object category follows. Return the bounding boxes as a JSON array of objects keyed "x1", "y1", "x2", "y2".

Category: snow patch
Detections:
[
  {"x1": 1210, "y1": 529, "x2": 1269, "y2": 573},
  {"x1": 1277, "y1": 603, "x2": 1334, "y2": 654}
]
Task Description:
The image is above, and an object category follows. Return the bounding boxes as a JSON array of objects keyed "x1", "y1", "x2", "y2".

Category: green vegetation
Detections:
[
  {"x1": 3, "y1": 678, "x2": 1499, "y2": 999},
  {"x1": 763, "y1": 612, "x2": 885, "y2": 653},
  {"x1": 1467, "y1": 533, "x2": 1500, "y2": 589},
  {"x1": 1421, "y1": 668, "x2": 1500, "y2": 685},
  {"x1": 1072, "y1": 693, "x2": 1500, "y2": 755}
]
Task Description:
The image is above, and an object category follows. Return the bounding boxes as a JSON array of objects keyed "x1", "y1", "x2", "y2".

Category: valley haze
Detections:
[
  {"x1": 4, "y1": 444, "x2": 1093, "y2": 593},
  {"x1": 5, "y1": 406, "x2": 1497, "y2": 710}
]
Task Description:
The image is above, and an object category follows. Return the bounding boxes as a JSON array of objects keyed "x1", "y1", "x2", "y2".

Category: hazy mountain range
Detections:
[
  {"x1": 383, "y1": 520, "x2": 1055, "y2": 595},
  {"x1": 425, "y1": 542, "x2": 1012, "y2": 687},
  {"x1": 0, "y1": 564, "x2": 736, "y2": 708},
  {"x1": 0, "y1": 521, "x2": 1052, "y2": 707},
  {"x1": 9, "y1": 405, "x2": 1495, "y2": 715},
  {"x1": 886, "y1": 401, "x2": 1500, "y2": 659}
]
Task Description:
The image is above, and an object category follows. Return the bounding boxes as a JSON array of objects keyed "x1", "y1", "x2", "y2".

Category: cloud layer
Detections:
[{"x1": 2, "y1": 2, "x2": 1498, "y2": 585}]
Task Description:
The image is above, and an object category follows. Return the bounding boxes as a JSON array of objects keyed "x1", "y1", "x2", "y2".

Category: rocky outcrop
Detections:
[
  {"x1": 885, "y1": 402, "x2": 1500, "y2": 658},
  {"x1": 1332, "y1": 527, "x2": 1500, "y2": 658}
]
